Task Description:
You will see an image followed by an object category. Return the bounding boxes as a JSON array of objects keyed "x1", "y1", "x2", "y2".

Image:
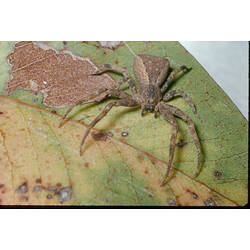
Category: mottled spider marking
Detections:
[
  {"x1": 59, "y1": 54, "x2": 201, "y2": 186},
  {"x1": 133, "y1": 54, "x2": 170, "y2": 86}
]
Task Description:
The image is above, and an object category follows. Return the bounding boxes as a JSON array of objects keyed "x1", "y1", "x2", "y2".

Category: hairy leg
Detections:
[
  {"x1": 157, "y1": 102, "x2": 179, "y2": 186},
  {"x1": 165, "y1": 103, "x2": 201, "y2": 177},
  {"x1": 163, "y1": 89, "x2": 199, "y2": 117},
  {"x1": 58, "y1": 87, "x2": 109, "y2": 128},
  {"x1": 58, "y1": 87, "x2": 132, "y2": 128},
  {"x1": 161, "y1": 66, "x2": 190, "y2": 93},
  {"x1": 93, "y1": 64, "x2": 138, "y2": 96},
  {"x1": 80, "y1": 98, "x2": 139, "y2": 155}
]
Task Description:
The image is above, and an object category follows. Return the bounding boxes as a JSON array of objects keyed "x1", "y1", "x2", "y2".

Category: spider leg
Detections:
[
  {"x1": 58, "y1": 87, "x2": 109, "y2": 128},
  {"x1": 80, "y1": 98, "x2": 139, "y2": 155},
  {"x1": 58, "y1": 86, "x2": 134, "y2": 128},
  {"x1": 157, "y1": 102, "x2": 179, "y2": 186},
  {"x1": 163, "y1": 89, "x2": 199, "y2": 118},
  {"x1": 165, "y1": 103, "x2": 202, "y2": 178},
  {"x1": 93, "y1": 64, "x2": 138, "y2": 96},
  {"x1": 161, "y1": 65, "x2": 190, "y2": 93}
]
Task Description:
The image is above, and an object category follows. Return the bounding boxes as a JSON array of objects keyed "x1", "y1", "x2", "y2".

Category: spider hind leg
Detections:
[
  {"x1": 165, "y1": 103, "x2": 202, "y2": 178},
  {"x1": 158, "y1": 102, "x2": 179, "y2": 186}
]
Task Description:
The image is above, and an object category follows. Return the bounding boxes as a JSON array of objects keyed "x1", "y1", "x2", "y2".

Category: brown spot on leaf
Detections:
[
  {"x1": 191, "y1": 192, "x2": 198, "y2": 199},
  {"x1": 204, "y1": 198, "x2": 216, "y2": 206},
  {"x1": 121, "y1": 131, "x2": 129, "y2": 137},
  {"x1": 51, "y1": 110, "x2": 57, "y2": 114},
  {"x1": 144, "y1": 168, "x2": 149, "y2": 175},
  {"x1": 186, "y1": 188, "x2": 198, "y2": 199},
  {"x1": 16, "y1": 182, "x2": 28, "y2": 193},
  {"x1": 58, "y1": 187, "x2": 72, "y2": 203},
  {"x1": 5, "y1": 42, "x2": 116, "y2": 107},
  {"x1": 167, "y1": 198, "x2": 176, "y2": 206},
  {"x1": 84, "y1": 162, "x2": 90, "y2": 168},
  {"x1": 0, "y1": 111, "x2": 3, "y2": 115},
  {"x1": 149, "y1": 156, "x2": 158, "y2": 166},
  {"x1": 176, "y1": 139, "x2": 187, "y2": 148},
  {"x1": 115, "y1": 59, "x2": 119, "y2": 64},
  {"x1": 35, "y1": 178, "x2": 42, "y2": 184},
  {"x1": 214, "y1": 170, "x2": 222, "y2": 179},
  {"x1": 56, "y1": 183, "x2": 62, "y2": 188},
  {"x1": 0, "y1": 184, "x2": 4, "y2": 189},
  {"x1": 92, "y1": 131, "x2": 111, "y2": 141}
]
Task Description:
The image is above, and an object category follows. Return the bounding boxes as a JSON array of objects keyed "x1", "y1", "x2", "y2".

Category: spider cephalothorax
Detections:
[{"x1": 59, "y1": 54, "x2": 201, "y2": 186}]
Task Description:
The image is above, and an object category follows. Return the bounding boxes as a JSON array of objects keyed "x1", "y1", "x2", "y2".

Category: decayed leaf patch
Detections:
[{"x1": 5, "y1": 41, "x2": 117, "y2": 107}]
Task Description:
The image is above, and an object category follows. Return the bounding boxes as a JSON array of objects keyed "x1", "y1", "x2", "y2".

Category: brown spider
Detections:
[{"x1": 59, "y1": 54, "x2": 201, "y2": 186}]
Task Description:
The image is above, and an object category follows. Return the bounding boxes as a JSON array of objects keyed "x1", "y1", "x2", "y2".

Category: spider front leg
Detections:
[
  {"x1": 79, "y1": 98, "x2": 139, "y2": 155},
  {"x1": 157, "y1": 102, "x2": 179, "y2": 186},
  {"x1": 94, "y1": 64, "x2": 138, "y2": 96},
  {"x1": 166, "y1": 103, "x2": 202, "y2": 178},
  {"x1": 58, "y1": 87, "x2": 109, "y2": 128},
  {"x1": 163, "y1": 89, "x2": 199, "y2": 118},
  {"x1": 161, "y1": 65, "x2": 190, "y2": 93}
]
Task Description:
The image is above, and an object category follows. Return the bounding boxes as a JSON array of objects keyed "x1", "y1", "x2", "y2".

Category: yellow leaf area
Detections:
[
  {"x1": 0, "y1": 95, "x2": 242, "y2": 206},
  {"x1": 0, "y1": 41, "x2": 248, "y2": 206}
]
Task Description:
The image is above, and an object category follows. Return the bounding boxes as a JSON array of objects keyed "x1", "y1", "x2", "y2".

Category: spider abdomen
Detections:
[{"x1": 133, "y1": 54, "x2": 170, "y2": 86}]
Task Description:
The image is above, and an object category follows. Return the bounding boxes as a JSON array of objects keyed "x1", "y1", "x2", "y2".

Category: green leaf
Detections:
[{"x1": 0, "y1": 41, "x2": 248, "y2": 206}]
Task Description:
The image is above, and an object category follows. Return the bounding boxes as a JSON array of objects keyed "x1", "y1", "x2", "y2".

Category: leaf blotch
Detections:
[
  {"x1": 5, "y1": 41, "x2": 116, "y2": 107},
  {"x1": 186, "y1": 188, "x2": 199, "y2": 199},
  {"x1": 92, "y1": 132, "x2": 111, "y2": 141},
  {"x1": 56, "y1": 183, "x2": 62, "y2": 188},
  {"x1": 204, "y1": 198, "x2": 216, "y2": 206},
  {"x1": 176, "y1": 139, "x2": 187, "y2": 148},
  {"x1": 121, "y1": 131, "x2": 129, "y2": 137},
  {"x1": 167, "y1": 198, "x2": 176, "y2": 206},
  {"x1": 214, "y1": 170, "x2": 222, "y2": 179},
  {"x1": 16, "y1": 182, "x2": 28, "y2": 193},
  {"x1": 35, "y1": 178, "x2": 42, "y2": 184},
  {"x1": 58, "y1": 187, "x2": 72, "y2": 203},
  {"x1": 84, "y1": 162, "x2": 90, "y2": 168}
]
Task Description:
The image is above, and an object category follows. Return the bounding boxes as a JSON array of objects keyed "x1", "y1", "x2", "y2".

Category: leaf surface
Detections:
[{"x1": 0, "y1": 41, "x2": 248, "y2": 206}]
